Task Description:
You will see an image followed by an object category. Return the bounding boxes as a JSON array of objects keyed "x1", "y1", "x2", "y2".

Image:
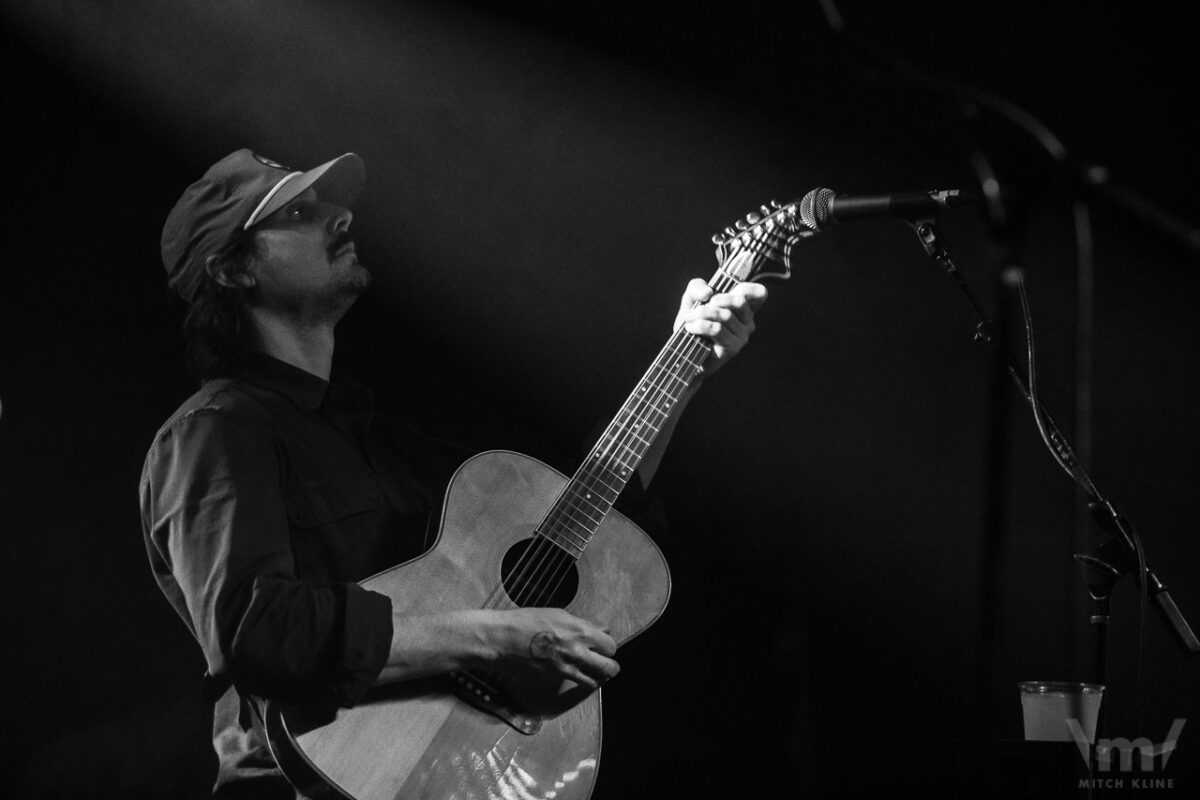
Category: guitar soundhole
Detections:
[{"x1": 500, "y1": 537, "x2": 580, "y2": 608}]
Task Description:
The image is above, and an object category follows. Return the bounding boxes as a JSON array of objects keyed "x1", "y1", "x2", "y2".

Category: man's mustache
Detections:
[{"x1": 328, "y1": 232, "x2": 355, "y2": 259}]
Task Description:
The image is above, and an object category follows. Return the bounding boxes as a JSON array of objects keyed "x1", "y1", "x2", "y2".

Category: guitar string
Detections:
[
  {"x1": 460, "y1": 232, "x2": 774, "y2": 695},
  {"x1": 525, "y1": 331, "x2": 715, "y2": 606},
  {"x1": 466, "y1": 298, "x2": 718, "y2": 616},
  {"x1": 538, "y1": 271, "x2": 736, "y2": 556},
  {"x1": 497, "y1": 278, "x2": 730, "y2": 617},
  {"x1": 472, "y1": 319, "x2": 721, "y2": 611},
  {"x1": 505, "y1": 240, "x2": 764, "y2": 613},
  {"x1": 511, "y1": 257, "x2": 747, "y2": 605},
  {"x1": 458, "y1": 316, "x2": 722, "y2": 694},
  {"x1": 501, "y1": 234, "x2": 772, "y2": 614},
  {"x1": 554, "y1": 243, "x2": 757, "y2": 544},
  {"x1": 454, "y1": 222, "x2": 792, "y2": 703},
  {"x1": 513, "y1": 322, "x2": 719, "y2": 610},
  {"x1": 518, "y1": 263, "x2": 748, "y2": 614},
  {"x1": 524, "y1": 267, "x2": 745, "y2": 610},
  {"x1": 500, "y1": 219, "x2": 790, "y2": 610},
  {"x1": 498, "y1": 323, "x2": 713, "y2": 614},
  {"x1": 495, "y1": 264, "x2": 741, "y2": 608}
]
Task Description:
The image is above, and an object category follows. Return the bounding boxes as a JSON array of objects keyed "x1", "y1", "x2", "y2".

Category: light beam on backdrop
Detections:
[
  {"x1": 4, "y1": 0, "x2": 1026, "y2": 713},
  {"x1": 4, "y1": 0, "x2": 798, "y2": 430}
]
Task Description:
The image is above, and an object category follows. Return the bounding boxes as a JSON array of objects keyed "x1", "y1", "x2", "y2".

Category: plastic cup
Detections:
[{"x1": 1018, "y1": 681, "x2": 1105, "y2": 743}]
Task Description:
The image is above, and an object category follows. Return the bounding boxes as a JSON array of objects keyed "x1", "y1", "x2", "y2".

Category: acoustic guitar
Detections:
[{"x1": 264, "y1": 199, "x2": 812, "y2": 799}]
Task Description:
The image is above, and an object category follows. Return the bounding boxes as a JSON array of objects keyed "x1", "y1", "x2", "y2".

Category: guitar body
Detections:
[
  {"x1": 266, "y1": 450, "x2": 671, "y2": 800},
  {"x1": 264, "y1": 196, "x2": 805, "y2": 800}
]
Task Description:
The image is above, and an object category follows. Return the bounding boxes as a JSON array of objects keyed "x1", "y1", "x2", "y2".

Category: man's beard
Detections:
[{"x1": 328, "y1": 232, "x2": 371, "y2": 294}]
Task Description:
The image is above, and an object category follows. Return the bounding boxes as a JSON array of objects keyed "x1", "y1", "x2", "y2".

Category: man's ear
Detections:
[{"x1": 205, "y1": 254, "x2": 256, "y2": 289}]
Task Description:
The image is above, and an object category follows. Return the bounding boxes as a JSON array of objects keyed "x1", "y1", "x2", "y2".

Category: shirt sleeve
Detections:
[{"x1": 141, "y1": 407, "x2": 392, "y2": 708}]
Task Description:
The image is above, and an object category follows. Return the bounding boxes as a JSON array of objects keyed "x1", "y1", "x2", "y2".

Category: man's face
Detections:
[{"x1": 248, "y1": 187, "x2": 370, "y2": 320}]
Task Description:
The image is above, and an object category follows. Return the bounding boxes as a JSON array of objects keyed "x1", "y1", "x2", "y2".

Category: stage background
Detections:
[{"x1": 3, "y1": 1, "x2": 1197, "y2": 797}]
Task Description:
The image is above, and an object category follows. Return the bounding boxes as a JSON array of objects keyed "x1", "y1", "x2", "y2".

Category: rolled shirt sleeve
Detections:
[{"x1": 141, "y1": 406, "x2": 392, "y2": 708}]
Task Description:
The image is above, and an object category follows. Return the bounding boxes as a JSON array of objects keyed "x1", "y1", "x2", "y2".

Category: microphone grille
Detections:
[{"x1": 799, "y1": 187, "x2": 836, "y2": 231}]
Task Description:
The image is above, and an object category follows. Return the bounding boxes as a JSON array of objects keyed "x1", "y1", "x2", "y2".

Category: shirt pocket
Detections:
[
  {"x1": 284, "y1": 480, "x2": 382, "y2": 583},
  {"x1": 283, "y1": 480, "x2": 379, "y2": 530}
]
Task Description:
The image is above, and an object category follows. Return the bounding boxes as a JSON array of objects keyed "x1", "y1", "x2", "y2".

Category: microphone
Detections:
[{"x1": 799, "y1": 188, "x2": 974, "y2": 231}]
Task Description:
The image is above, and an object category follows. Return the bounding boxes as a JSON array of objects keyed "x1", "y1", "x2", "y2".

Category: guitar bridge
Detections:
[{"x1": 450, "y1": 670, "x2": 543, "y2": 735}]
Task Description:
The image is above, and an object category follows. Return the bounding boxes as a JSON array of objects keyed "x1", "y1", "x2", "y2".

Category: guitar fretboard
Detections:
[
  {"x1": 496, "y1": 196, "x2": 804, "y2": 608},
  {"x1": 535, "y1": 304, "x2": 723, "y2": 558}
]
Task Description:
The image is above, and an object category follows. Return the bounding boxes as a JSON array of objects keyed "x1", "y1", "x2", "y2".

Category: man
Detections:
[{"x1": 141, "y1": 149, "x2": 766, "y2": 797}]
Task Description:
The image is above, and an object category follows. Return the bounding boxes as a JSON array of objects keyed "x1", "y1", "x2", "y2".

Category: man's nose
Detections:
[{"x1": 325, "y1": 202, "x2": 353, "y2": 232}]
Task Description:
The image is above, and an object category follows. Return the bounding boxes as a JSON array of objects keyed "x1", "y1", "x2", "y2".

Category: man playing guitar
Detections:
[{"x1": 141, "y1": 149, "x2": 766, "y2": 798}]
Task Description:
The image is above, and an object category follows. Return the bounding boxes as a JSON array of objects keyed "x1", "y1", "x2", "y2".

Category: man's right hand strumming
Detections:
[{"x1": 376, "y1": 607, "x2": 619, "y2": 689}]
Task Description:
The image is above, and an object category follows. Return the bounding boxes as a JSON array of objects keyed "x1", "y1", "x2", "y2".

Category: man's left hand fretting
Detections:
[{"x1": 673, "y1": 279, "x2": 768, "y2": 378}]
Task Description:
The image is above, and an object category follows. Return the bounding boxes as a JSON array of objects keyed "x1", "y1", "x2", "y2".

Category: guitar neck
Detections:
[{"x1": 536, "y1": 269, "x2": 743, "y2": 557}]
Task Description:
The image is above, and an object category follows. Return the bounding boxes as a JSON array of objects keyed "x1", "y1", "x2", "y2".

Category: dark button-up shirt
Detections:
[
  {"x1": 141, "y1": 355, "x2": 662, "y2": 798},
  {"x1": 140, "y1": 356, "x2": 468, "y2": 797}
]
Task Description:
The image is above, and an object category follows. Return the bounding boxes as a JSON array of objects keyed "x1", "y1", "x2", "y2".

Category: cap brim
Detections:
[{"x1": 246, "y1": 152, "x2": 365, "y2": 228}]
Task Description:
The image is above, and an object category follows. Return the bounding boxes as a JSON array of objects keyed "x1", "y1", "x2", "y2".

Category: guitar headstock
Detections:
[{"x1": 711, "y1": 198, "x2": 813, "y2": 283}]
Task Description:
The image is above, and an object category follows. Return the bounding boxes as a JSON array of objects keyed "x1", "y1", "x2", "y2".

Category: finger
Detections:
[
  {"x1": 675, "y1": 279, "x2": 713, "y2": 331},
  {"x1": 682, "y1": 307, "x2": 749, "y2": 343},
  {"x1": 565, "y1": 619, "x2": 617, "y2": 656},
  {"x1": 737, "y1": 281, "x2": 768, "y2": 310},
  {"x1": 723, "y1": 300, "x2": 755, "y2": 336},
  {"x1": 591, "y1": 630, "x2": 617, "y2": 657},
  {"x1": 558, "y1": 663, "x2": 600, "y2": 690},
  {"x1": 572, "y1": 650, "x2": 621, "y2": 683},
  {"x1": 707, "y1": 285, "x2": 766, "y2": 325},
  {"x1": 682, "y1": 278, "x2": 713, "y2": 307},
  {"x1": 682, "y1": 318, "x2": 725, "y2": 339},
  {"x1": 684, "y1": 304, "x2": 734, "y2": 325}
]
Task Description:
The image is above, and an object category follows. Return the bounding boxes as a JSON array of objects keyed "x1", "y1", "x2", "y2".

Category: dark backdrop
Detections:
[{"x1": 3, "y1": 2, "x2": 1198, "y2": 797}]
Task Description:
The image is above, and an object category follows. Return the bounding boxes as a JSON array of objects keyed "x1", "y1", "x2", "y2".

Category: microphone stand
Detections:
[
  {"x1": 816, "y1": 0, "x2": 1200, "y2": 664},
  {"x1": 810, "y1": 7, "x2": 1198, "y2": 794},
  {"x1": 905, "y1": 210, "x2": 1200, "y2": 662},
  {"x1": 906, "y1": 211, "x2": 1200, "y2": 791}
]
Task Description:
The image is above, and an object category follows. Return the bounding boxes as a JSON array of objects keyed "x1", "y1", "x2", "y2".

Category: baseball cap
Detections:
[{"x1": 161, "y1": 149, "x2": 365, "y2": 303}]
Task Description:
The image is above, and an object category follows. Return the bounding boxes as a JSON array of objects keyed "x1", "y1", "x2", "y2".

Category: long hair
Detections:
[{"x1": 181, "y1": 229, "x2": 261, "y2": 378}]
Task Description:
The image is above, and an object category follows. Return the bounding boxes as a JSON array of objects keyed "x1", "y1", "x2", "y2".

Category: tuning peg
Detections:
[
  {"x1": 734, "y1": 219, "x2": 749, "y2": 231},
  {"x1": 744, "y1": 211, "x2": 761, "y2": 224},
  {"x1": 760, "y1": 205, "x2": 773, "y2": 216},
  {"x1": 770, "y1": 199, "x2": 782, "y2": 209},
  {"x1": 711, "y1": 233, "x2": 725, "y2": 244},
  {"x1": 724, "y1": 226, "x2": 738, "y2": 237}
]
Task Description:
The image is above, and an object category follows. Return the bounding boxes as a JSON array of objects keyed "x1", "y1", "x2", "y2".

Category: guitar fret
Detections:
[
  {"x1": 537, "y1": 528, "x2": 585, "y2": 558},
  {"x1": 554, "y1": 500, "x2": 602, "y2": 531},
  {"x1": 610, "y1": 413, "x2": 661, "y2": 438},
  {"x1": 627, "y1": 429, "x2": 652, "y2": 447},
  {"x1": 581, "y1": 472, "x2": 622, "y2": 497},
  {"x1": 541, "y1": 518, "x2": 601, "y2": 549},
  {"x1": 573, "y1": 479, "x2": 619, "y2": 505},
  {"x1": 567, "y1": 489, "x2": 609, "y2": 516},
  {"x1": 547, "y1": 311, "x2": 723, "y2": 551},
  {"x1": 611, "y1": 410, "x2": 665, "y2": 431},
  {"x1": 541, "y1": 523, "x2": 588, "y2": 551},
  {"x1": 568, "y1": 501, "x2": 603, "y2": 527},
  {"x1": 588, "y1": 441, "x2": 648, "y2": 465},
  {"x1": 589, "y1": 451, "x2": 636, "y2": 477}
]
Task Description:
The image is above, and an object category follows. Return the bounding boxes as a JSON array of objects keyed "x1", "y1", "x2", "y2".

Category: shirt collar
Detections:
[{"x1": 227, "y1": 354, "x2": 373, "y2": 413}]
